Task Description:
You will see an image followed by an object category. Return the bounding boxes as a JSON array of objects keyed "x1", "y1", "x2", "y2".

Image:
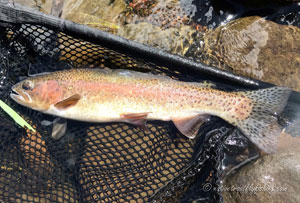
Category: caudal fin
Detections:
[{"x1": 235, "y1": 87, "x2": 291, "y2": 153}]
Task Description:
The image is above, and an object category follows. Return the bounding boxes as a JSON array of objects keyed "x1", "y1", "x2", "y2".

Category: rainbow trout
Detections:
[{"x1": 10, "y1": 68, "x2": 291, "y2": 153}]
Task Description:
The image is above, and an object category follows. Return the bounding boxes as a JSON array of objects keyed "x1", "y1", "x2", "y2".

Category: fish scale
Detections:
[{"x1": 10, "y1": 68, "x2": 291, "y2": 153}]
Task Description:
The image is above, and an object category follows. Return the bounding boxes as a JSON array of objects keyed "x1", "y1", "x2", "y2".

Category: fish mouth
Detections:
[
  {"x1": 10, "y1": 87, "x2": 28, "y2": 103},
  {"x1": 10, "y1": 89, "x2": 23, "y2": 101}
]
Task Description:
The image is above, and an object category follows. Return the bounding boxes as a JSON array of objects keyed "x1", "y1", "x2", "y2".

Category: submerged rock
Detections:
[
  {"x1": 222, "y1": 133, "x2": 300, "y2": 203},
  {"x1": 200, "y1": 16, "x2": 300, "y2": 91},
  {"x1": 61, "y1": 0, "x2": 126, "y2": 33},
  {"x1": 14, "y1": 0, "x2": 52, "y2": 14},
  {"x1": 122, "y1": 0, "x2": 192, "y2": 29},
  {"x1": 117, "y1": 22, "x2": 196, "y2": 55}
]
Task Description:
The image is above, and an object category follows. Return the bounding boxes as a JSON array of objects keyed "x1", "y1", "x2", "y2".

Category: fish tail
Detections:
[{"x1": 234, "y1": 87, "x2": 291, "y2": 153}]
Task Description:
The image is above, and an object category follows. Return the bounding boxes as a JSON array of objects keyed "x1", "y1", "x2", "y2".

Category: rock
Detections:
[
  {"x1": 13, "y1": 0, "x2": 125, "y2": 33},
  {"x1": 61, "y1": 0, "x2": 126, "y2": 33},
  {"x1": 222, "y1": 133, "x2": 300, "y2": 203},
  {"x1": 117, "y1": 22, "x2": 196, "y2": 55},
  {"x1": 14, "y1": 0, "x2": 52, "y2": 14},
  {"x1": 121, "y1": 0, "x2": 192, "y2": 29},
  {"x1": 200, "y1": 16, "x2": 300, "y2": 91}
]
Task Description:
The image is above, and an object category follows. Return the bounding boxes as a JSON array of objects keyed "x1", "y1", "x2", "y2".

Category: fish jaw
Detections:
[
  {"x1": 10, "y1": 84, "x2": 49, "y2": 111},
  {"x1": 10, "y1": 86, "x2": 32, "y2": 107}
]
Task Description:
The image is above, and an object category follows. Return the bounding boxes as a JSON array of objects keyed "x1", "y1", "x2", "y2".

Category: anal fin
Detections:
[{"x1": 172, "y1": 114, "x2": 210, "y2": 139}]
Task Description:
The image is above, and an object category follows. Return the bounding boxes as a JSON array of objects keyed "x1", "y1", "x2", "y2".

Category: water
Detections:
[{"x1": 3, "y1": 0, "x2": 300, "y2": 202}]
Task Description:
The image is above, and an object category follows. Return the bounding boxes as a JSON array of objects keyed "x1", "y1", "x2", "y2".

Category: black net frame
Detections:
[{"x1": 0, "y1": 1, "x2": 299, "y2": 203}]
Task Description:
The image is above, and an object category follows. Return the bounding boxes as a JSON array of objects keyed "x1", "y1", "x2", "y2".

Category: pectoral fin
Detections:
[
  {"x1": 41, "y1": 117, "x2": 67, "y2": 140},
  {"x1": 172, "y1": 114, "x2": 210, "y2": 139},
  {"x1": 120, "y1": 112, "x2": 150, "y2": 129},
  {"x1": 54, "y1": 94, "x2": 81, "y2": 110},
  {"x1": 51, "y1": 118, "x2": 67, "y2": 140}
]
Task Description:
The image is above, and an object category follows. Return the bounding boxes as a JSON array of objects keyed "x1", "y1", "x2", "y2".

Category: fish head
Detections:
[{"x1": 10, "y1": 77, "x2": 63, "y2": 111}]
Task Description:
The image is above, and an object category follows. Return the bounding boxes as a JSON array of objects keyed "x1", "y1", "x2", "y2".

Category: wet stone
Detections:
[
  {"x1": 222, "y1": 133, "x2": 300, "y2": 203},
  {"x1": 121, "y1": 0, "x2": 192, "y2": 29},
  {"x1": 117, "y1": 22, "x2": 196, "y2": 55},
  {"x1": 61, "y1": 0, "x2": 126, "y2": 33},
  {"x1": 14, "y1": 0, "x2": 52, "y2": 14},
  {"x1": 199, "y1": 16, "x2": 300, "y2": 91}
]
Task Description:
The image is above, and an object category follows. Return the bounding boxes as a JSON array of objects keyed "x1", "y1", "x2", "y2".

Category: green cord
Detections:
[{"x1": 0, "y1": 99, "x2": 36, "y2": 133}]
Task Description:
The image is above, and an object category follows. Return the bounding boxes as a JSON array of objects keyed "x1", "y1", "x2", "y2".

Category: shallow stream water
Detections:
[{"x1": 4, "y1": 0, "x2": 300, "y2": 202}]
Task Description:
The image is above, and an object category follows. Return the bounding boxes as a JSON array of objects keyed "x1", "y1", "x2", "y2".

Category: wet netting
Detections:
[{"x1": 0, "y1": 3, "x2": 247, "y2": 203}]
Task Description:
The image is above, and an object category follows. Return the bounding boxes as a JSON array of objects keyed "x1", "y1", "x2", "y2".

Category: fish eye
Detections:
[{"x1": 22, "y1": 81, "x2": 34, "y2": 91}]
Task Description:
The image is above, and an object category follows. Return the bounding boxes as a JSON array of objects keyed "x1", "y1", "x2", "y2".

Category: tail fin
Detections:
[{"x1": 235, "y1": 87, "x2": 291, "y2": 153}]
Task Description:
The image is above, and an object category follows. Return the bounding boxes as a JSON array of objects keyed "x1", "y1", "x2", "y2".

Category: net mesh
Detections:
[{"x1": 0, "y1": 22, "x2": 230, "y2": 202}]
